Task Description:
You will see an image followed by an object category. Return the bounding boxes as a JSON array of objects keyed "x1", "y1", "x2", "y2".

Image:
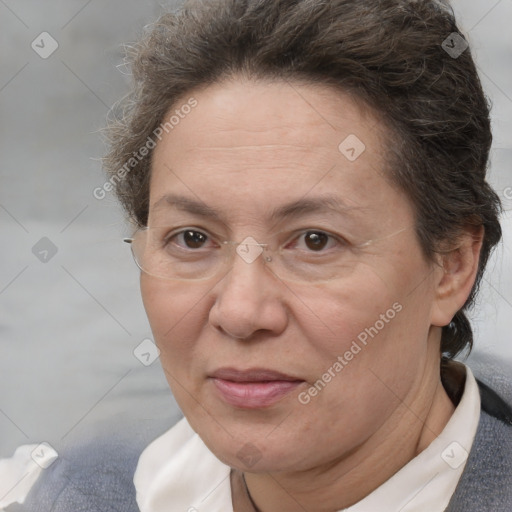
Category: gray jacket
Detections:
[{"x1": 15, "y1": 354, "x2": 512, "y2": 512}]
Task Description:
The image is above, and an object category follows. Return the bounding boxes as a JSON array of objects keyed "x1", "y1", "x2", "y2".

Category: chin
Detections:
[{"x1": 195, "y1": 420, "x2": 308, "y2": 472}]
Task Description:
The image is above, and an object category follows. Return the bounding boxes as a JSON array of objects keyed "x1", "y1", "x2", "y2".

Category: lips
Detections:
[{"x1": 209, "y1": 368, "x2": 305, "y2": 409}]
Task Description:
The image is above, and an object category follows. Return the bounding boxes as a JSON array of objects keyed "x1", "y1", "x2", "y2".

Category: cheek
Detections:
[
  {"x1": 140, "y1": 276, "x2": 213, "y2": 416},
  {"x1": 293, "y1": 256, "x2": 435, "y2": 404},
  {"x1": 296, "y1": 261, "x2": 419, "y2": 358},
  {"x1": 140, "y1": 276, "x2": 205, "y2": 363},
  {"x1": 280, "y1": 266, "x2": 433, "y2": 462}
]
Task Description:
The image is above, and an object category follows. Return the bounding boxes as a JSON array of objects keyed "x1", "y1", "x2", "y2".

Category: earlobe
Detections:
[{"x1": 430, "y1": 226, "x2": 484, "y2": 328}]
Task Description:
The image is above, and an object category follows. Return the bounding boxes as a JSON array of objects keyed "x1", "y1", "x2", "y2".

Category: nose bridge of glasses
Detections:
[
  {"x1": 220, "y1": 236, "x2": 285, "y2": 286},
  {"x1": 225, "y1": 236, "x2": 273, "y2": 266}
]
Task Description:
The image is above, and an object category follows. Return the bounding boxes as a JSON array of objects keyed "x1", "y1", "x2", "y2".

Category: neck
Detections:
[{"x1": 243, "y1": 353, "x2": 456, "y2": 512}]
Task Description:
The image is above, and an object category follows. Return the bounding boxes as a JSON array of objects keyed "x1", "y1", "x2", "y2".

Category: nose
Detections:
[{"x1": 208, "y1": 247, "x2": 288, "y2": 340}]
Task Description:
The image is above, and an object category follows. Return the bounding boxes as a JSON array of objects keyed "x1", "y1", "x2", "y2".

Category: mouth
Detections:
[{"x1": 209, "y1": 368, "x2": 305, "y2": 409}]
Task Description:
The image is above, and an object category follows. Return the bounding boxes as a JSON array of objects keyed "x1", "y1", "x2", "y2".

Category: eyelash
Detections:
[{"x1": 164, "y1": 227, "x2": 346, "y2": 253}]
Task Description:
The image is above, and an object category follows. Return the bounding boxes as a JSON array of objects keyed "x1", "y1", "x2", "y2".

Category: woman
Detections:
[{"x1": 9, "y1": 0, "x2": 512, "y2": 510}]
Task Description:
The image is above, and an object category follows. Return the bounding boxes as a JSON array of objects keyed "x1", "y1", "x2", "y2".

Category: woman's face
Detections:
[{"x1": 141, "y1": 78, "x2": 442, "y2": 472}]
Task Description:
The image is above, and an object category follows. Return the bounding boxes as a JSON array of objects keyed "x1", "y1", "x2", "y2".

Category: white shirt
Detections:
[
  {"x1": 0, "y1": 365, "x2": 480, "y2": 511},
  {"x1": 0, "y1": 443, "x2": 58, "y2": 511},
  {"x1": 134, "y1": 366, "x2": 481, "y2": 512}
]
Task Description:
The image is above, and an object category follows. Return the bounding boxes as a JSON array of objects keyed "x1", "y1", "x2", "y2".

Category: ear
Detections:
[{"x1": 430, "y1": 226, "x2": 484, "y2": 327}]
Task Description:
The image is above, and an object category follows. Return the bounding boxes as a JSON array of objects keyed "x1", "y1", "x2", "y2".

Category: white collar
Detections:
[{"x1": 134, "y1": 365, "x2": 481, "y2": 512}]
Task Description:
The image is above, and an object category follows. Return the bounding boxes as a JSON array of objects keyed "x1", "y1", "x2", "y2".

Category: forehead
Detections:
[
  {"x1": 148, "y1": 78, "x2": 410, "y2": 230},
  {"x1": 153, "y1": 77, "x2": 382, "y2": 158}
]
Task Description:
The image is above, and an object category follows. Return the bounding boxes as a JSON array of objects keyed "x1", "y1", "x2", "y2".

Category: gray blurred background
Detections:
[{"x1": 0, "y1": 0, "x2": 511, "y2": 459}]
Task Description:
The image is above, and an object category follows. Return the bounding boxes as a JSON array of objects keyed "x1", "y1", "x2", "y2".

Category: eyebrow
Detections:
[{"x1": 152, "y1": 193, "x2": 365, "y2": 224}]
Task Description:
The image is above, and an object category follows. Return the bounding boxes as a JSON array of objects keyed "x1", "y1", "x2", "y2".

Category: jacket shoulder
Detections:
[
  {"x1": 20, "y1": 436, "x2": 142, "y2": 512},
  {"x1": 447, "y1": 352, "x2": 512, "y2": 512}
]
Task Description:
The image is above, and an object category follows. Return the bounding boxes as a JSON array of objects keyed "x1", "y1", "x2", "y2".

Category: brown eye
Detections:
[
  {"x1": 168, "y1": 230, "x2": 209, "y2": 250},
  {"x1": 304, "y1": 231, "x2": 329, "y2": 251},
  {"x1": 183, "y1": 230, "x2": 208, "y2": 249}
]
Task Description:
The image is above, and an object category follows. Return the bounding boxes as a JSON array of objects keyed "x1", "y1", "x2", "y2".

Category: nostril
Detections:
[{"x1": 222, "y1": 327, "x2": 249, "y2": 340}]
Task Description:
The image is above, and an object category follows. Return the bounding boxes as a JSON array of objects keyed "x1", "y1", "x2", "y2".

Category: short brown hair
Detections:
[{"x1": 103, "y1": 0, "x2": 502, "y2": 359}]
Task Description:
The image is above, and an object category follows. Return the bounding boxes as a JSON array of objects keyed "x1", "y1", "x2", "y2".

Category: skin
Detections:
[{"x1": 140, "y1": 77, "x2": 483, "y2": 511}]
